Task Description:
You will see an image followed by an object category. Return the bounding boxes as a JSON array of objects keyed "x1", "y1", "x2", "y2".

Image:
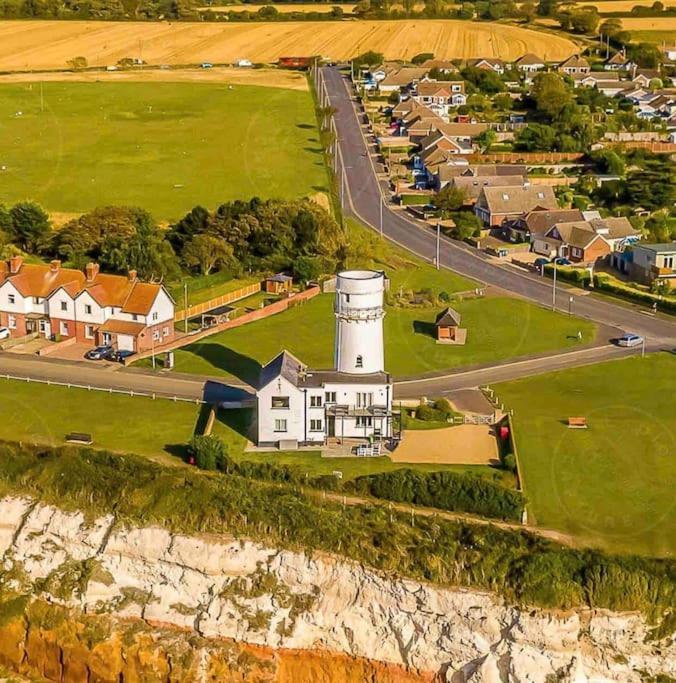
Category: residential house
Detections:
[
  {"x1": 632, "y1": 68, "x2": 662, "y2": 89},
  {"x1": 431, "y1": 162, "x2": 527, "y2": 191},
  {"x1": 503, "y1": 208, "x2": 584, "y2": 243},
  {"x1": 411, "y1": 80, "x2": 467, "y2": 117},
  {"x1": 515, "y1": 53, "x2": 546, "y2": 74},
  {"x1": 532, "y1": 217, "x2": 640, "y2": 264},
  {"x1": 420, "y1": 59, "x2": 458, "y2": 74},
  {"x1": 467, "y1": 58, "x2": 506, "y2": 75},
  {"x1": 0, "y1": 257, "x2": 175, "y2": 352},
  {"x1": 629, "y1": 243, "x2": 676, "y2": 288},
  {"x1": 450, "y1": 175, "x2": 527, "y2": 204},
  {"x1": 662, "y1": 45, "x2": 676, "y2": 63},
  {"x1": 474, "y1": 186, "x2": 557, "y2": 227},
  {"x1": 378, "y1": 67, "x2": 428, "y2": 93},
  {"x1": 558, "y1": 54, "x2": 590, "y2": 75},
  {"x1": 573, "y1": 71, "x2": 619, "y2": 88},
  {"x1": 605, "y1": 52, "x2": 631, "y2": 71}
]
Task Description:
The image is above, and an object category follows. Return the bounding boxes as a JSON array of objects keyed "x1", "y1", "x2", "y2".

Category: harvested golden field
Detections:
[
  {"x1": 0, "y1": 66, "x2": 309, "y2": 90},
  {"x1": 616, "y1": 17, "x2": 676, "y2": 30},
  {"x1": 199, "y1": 3, "x2": 360, "y2": 12},
  {"x1": 577, "y1": 0, "x2": 676, "y2": 11},
  {"x1": 0, "y1": 20, "x2": 577, "y2": 71}
]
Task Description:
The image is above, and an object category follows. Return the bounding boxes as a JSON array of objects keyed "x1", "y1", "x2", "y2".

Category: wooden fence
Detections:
[{"x1": 174, "y1": 282, "x2": 261, "y2": 323}]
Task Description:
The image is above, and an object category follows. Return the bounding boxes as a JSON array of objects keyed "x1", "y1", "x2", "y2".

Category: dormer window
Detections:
[
  {"x1": 538, "y1": 192, "x2": 545, "y2": 199},
  {"x1": 356, "y1": 355, "x2": 363, "y2": 368}
]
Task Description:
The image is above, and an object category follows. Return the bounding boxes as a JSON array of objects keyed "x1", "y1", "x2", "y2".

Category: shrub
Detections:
[
  {"x1": 188, "y1": 435, "x2": 230, "y2": 471},
  {"x1": 594, "y1": 274, "x2": 676, "y2": 314},
  {"x1": 503, "y1": 453, "x2": 517, "y2": 473},
  {"x1": 349, "y1": 469, "x2": 525, "y2": 521}
]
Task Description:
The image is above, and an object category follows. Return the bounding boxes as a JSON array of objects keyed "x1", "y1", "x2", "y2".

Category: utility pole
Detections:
[
  {"x1": 379, "y1": 196, "x2": 383, "y2": 237},
  {"x1": 184, "y1": 282, "x2": 188, "y2": 334},
  {"x1": 552, "y1": 262, "x2": 557, "y2": 311},
  {"x1": 568, "y1": 296, "x2": 573, "y2": 316},
  {"x1": 436, "y1": 222, "x2": 440, "y2": 270},
  {"x1": 641, "y1": 337, "x2": 646, "y2": 358}
]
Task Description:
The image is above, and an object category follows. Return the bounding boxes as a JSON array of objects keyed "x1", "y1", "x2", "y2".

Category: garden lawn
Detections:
[
  {"x1": 0, "y1": 379, "x2": 201, "y2": 462},
  {"x1": 172, "y1": 294, "x2": 597, "y2": 381},
  {"x1": 211, "y1": 408, "x2": 514, "y2": 485},
  {"x1": 0, "y1": 81, "x2": 327, "y2": 221},
  {"x1": 495, "y1": 353, "x2": 676, "y2": 558}
]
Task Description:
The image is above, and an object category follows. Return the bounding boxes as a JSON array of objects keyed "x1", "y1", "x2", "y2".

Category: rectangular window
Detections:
[
  {"x1": 152, "y1": 312, "x2": 158, "y2": 321},
  {"x1": 33, "y1": 297, "x2": 42, "y2": 304},
  {"x1": 356, "y1": 392, "x2": 374, "y2": 408},
  {"x1": 153, "y1": 330, "x2": 160, "y2": 341},
  {"x1": 7, "y1": 294, "x2": 15, "y2": 305},
  {"x1": 356, "y1": 416, "x2": 373, "y2": 428},
  {"x1": 163, "y1": 326, "x2": 169, "y2": 336},
  {"x1": 310, "y1": 395, "x2": 322, "y2": 408},
  {"x1": 271, "y1": 396, "x2": 290, "y2": 409},
  {"x1": 132, "y1": 313, "x2": 138, "y2": 321},
  {"x1": 274, "y1": 419, "x2": 287, "y2": 433},
  {"x1": 325, "y1": 391, "x2": 337, "y2": 403},
  {"x1": 84, "y1": 304, "x2": 92, "y2": 315},
  {"x1": 7, "y1": 315, "x2": 16, "y2": 329},
  {"x1": 59, "y1": 321, "x2": 68, "y2": 336},
  {"x1": 310, "y1": 419, "x2": 323, "y2": 432},
  {"x1": 60, "y1": 301, "x2": 67, "y2": 312},
  {"x1": 85, "y1": 325, "x2": 95, "y2": 339}
]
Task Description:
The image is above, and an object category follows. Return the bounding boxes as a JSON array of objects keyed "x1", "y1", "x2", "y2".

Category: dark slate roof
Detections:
[
  {"x1": 435, "y1": 307, "x2": 461, "y2": 327},
  {"x1": 258, "y1": 350, "x2": 306, "y2": 390},
  {"x1": 268, "y1": 273, "x2": 293, "y2": 283}
]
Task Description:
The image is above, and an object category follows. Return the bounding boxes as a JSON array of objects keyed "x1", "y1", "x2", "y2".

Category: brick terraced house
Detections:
[{"x1": 0, "y1": 257, "x2": 175, "y2": 352}]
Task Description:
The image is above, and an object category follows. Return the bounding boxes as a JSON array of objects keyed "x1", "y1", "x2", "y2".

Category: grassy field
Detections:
[
  {"x1": 172, "y1": 293, "x2": 597, "y2": 381},
  {"x1": 496, "y1": 353, "x2": 676, "y2": 558},
  {"x1": 628, "y1": 29, "x2": 676, "y2": 43},
  {"x1": 0, "y1": 379, "x2": 200, "y2": 463},
  {"x1": 0, "y1": 81, "x2": 327, "y2": 220},
  {"x1": 0, "y1": 20, "x2": 578, "y2": 71}
]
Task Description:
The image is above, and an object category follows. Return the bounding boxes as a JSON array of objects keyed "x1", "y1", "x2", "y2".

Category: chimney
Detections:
[
  {"x1": 85, "y1": 262, "x2": 100, "y2": 282},
  {"x1": 9, "y1": 255, "x2": 22, "y2": 274},
  {"x1": 50, "y1": 259, "x2": 61, "y2": 273},
  {"x1": 128, "y1": 269, "x2": 138, "y2": 282}
]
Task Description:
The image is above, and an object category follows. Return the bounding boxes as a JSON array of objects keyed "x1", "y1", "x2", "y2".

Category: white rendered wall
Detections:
[{"x1": 334, "y1": 270, "x2": 385, "y2": 374}]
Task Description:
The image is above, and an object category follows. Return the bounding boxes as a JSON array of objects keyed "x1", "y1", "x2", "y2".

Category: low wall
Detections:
[
  {"x1": 131, "y1": 286, "x2": 321, "y2": 364},
  {"x1": 465, "y1": 152, "x2": 585, "y2": 164},
  {"x1": 174, "y1": 282, "x2": 261, "y2": 323},
  {"x1": 37, "y1": 337, "x2": 77, "y2": 356},
  {"x1": 610, "y1": 141, "x2": 676, "y2": 153}
]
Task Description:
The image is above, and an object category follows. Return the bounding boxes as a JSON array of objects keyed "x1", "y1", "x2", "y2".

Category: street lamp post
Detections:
[
  {"x1": 436, "y1": 222, "x2": 441, "y2": 271},
  {"x1": 379, "y1": 196, "x2": 383, "y2": 237},
  {"x1": 552, "y1": 263, "x2": 557, "y2": 311},
  {"x1": 568, "y1": 296, "x2": 573, "y2": 316},
  {"x1": 641, "y1": 337, "x2": 646, "y2": 358}
]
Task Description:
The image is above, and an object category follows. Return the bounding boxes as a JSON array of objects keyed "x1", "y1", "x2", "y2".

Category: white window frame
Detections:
[
  {"x1": 309, "y1": 419, "x2": 323, "y2": 432},
  {"x1": 59, "y1": 321, "x2": 69, "y2": 336},
  {"x1": 152, "y1": 312, "x2": 158, "y2": 322},
  {"x1": 356, "y1": 416, "x2": 373, "y2": 428},
  {"x1": 85, "y1": 325, "x2": 95, "y2": 339},
  {"x1": 310, "y1": 395, "x2": 322, "y2": 408},
  {"x1": 7, "y1": 314, "x2": 16, "y2": 329},
  {"x1": 60, "y1": 301, "x2": 67, "y2": 312},
  {"x1": 84, "y1": 304, "x2": 92, "y2": 315},
  {"x1": 7, "y1": 294, "x2": 15, "y2": 305},
  {"x1": 274, "y1": 419, "x2": 288, "y2": 433},
  {"x1": 272, "y1": 396, "x2": 290, "y2": 409}
]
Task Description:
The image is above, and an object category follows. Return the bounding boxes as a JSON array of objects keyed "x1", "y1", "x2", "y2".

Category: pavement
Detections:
[{"x1": 319, "y1": 66, "x2": 676, "y2": 348}]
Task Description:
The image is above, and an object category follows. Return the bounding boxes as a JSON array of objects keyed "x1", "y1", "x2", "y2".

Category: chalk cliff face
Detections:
[{"x1": 0, "y1": 496, "x2": 672, "y2": 683}]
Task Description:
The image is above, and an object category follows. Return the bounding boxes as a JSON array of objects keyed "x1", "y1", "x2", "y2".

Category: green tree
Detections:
[
  {"x1": 67, "y1": 56, "x2": 88, "y2": 70},
  {"x1": 570, "y1": 8, "x2": 599, "y2": 34},
  {"x1": 434, "y1": 185, "x2": 467, "y2": 216},
  {"x1": 600, "y1": 18, "x2": 622, "y2": 38},
  {"x1": 9, "y1": 201, "x2": 50, "y2": 252},
  {"x1": 520, "y1": 0, "x2": 536, "y2": 21},
  {"x1": 411, "y1": 52, "x2": 434, "y2": 65},
  {"x1": 537, "y1": 0, "x2": 558, "y2": 15},
  {"x1": 515, "y1": 123, "x2": 557, "y2": 151},
  {"x1": 476, "y1": 128, "x2": 497, "y2": 152},
  {"x1": 627, "y1": 42, "x2": 663, "y2": 68},
  {"x1": 352, "y1": 50, "x2": 384, "y2": 67},
  {"x1": 532, "y1": 72, "x2": 572, "y2": 120},
  {"x1": 182, "y1": 234, "x2": 234, "y2": 275}
]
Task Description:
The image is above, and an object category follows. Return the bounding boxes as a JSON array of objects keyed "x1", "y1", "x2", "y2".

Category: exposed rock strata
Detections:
[{"x1": 0, "y1": 496, "x2": 672, "y2": 682}]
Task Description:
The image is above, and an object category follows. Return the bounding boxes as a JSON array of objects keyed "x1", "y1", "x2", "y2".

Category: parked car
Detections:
[
  {"x1": 0, "y1": 327, "x2": 10, "y2": 341},
  {"x1": 553, "y1": 257, "x2": 571, "y2": 266},
  {"x1": 616, "y1": 334, "x2": 644, "y2": 348},
  {"x1": 85, "y1": 345, "x2": 114, "y2": 360},
  {"x1": 111, "y1": 349, "x2": 135, "y2": 363},
  {"x1": 534, "y1": 257, "x2": 549, "y2": 268},
  {"x1": 201, "y1": 62, "x2": 213, "y2": 69}
]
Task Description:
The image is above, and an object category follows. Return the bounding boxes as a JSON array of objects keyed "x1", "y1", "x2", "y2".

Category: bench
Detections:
[
  {"x1": 567, "y1": 417, "x2": 587, "y2": 429},
  {"x1": 65, "y1": 432, "x2": 93, "y2": 445}
]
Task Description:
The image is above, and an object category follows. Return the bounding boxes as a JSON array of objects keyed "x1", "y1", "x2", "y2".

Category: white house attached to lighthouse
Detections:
[{"x1": 256, "y1": 270, "x2": 393, "y2": 447}]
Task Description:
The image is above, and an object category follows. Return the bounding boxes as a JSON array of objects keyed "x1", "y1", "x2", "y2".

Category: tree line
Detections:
[{"x1": 0, "y1": 198, "x2": 346, "y2": 283}]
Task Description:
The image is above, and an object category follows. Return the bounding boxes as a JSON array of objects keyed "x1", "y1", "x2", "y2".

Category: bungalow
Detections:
[
  {"x1": 632, "y1": 69, "x2": 662, "y2": 89},
  {"x1": 411, "y1": 81, "x2": 467, "y2": 117},
  {"x1": 503, "y1": 208, "x2": 584, "y2": 243},
  {"x1": 574, "y1": 71, "x2": 620, "y2": 88},
  {"x1": 605, "y1": 52, "x2": 633, "y2": 71},
  {"x1": 629, "y1": 242, "x2": 676, "y2": 288},
  {"x1": 515, "y1": 53, "x2": 546, "y2": 74},
  {"x1": 378, "y1": 67, "x2": 428, "y2": 93},
  {"x1": 662, "y1": 45, "x2": 676, "y2": 63},
  {"x1": 474, "y1": 185, "x2": 557, "y2": 227},
  {"x1": 431, "y1": 163, "x2": 527, "y2": 191},
  {"x1": 450, "y1": 175, "x2": 527, "y2": 205},
  {"x1": 467, "y1": 58, "x2": 506, "y2": 75},
  {"x1": 420, "y1": 59, "x2": 458, "y2": 74},
  {"x1": 0, "y1": 257, "x2": 175, "y2": 352},
  {"x1": 558, "y1": 54, "x2": 590, "y2": 76}
]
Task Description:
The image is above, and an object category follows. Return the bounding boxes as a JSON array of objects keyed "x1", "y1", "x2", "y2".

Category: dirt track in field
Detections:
[
  {"x1": 0, "y1": 20, "x2": 578, "y2": 72},
  {"x1": 0, "y1": 66, "x2": 309, "y2": 90}
]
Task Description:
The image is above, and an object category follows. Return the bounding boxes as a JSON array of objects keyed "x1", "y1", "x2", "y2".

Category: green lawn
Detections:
[
  {"x1": 211, "y1": 408, "x2": 513, "y2": 484},
  {"x1": 171, "y1": 293, "x2": 597, "y2": 381},
  {"x1": 495, "y1": 353, "x2": 676, "y2": 558},
  {"x1": 0, "y1": 379, "x2": 201, "y2": 462},
  {"x1": 0, "y1": 82, "x2": 328, "y2": 221},
  {"x1": 167, "y1": 272, "x2": 261, "y2": 309},
  {"x1": 629, "y1": 30, "x2": 676, "y2": 44}
]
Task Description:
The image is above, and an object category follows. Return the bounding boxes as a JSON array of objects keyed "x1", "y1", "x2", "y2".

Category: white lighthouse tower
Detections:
[{"x1": 334, "y1": 270, "x2": 385, "y2": 374}]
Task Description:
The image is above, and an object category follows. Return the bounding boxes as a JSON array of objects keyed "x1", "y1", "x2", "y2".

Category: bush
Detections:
[
  {"x1": 503, "y1": 453, "x2": 517, "y2": 473},
  {"x1": 188, "y1": 435, "x2": 230, "y2": 471},
  {"x1": 594, "y1": 274, "x2": 676, "y2": 313},
  {"x1": 349, "y1": 469, "x2": 525, "y2": 521},
  {"x1": 416, "y1": 404, "x2": 448, "y2": 422}
]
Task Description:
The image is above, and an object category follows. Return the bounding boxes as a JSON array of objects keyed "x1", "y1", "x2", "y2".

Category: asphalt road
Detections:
[{"x1": 320, "y1": 66, "x2": 676, "y2": 347}]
